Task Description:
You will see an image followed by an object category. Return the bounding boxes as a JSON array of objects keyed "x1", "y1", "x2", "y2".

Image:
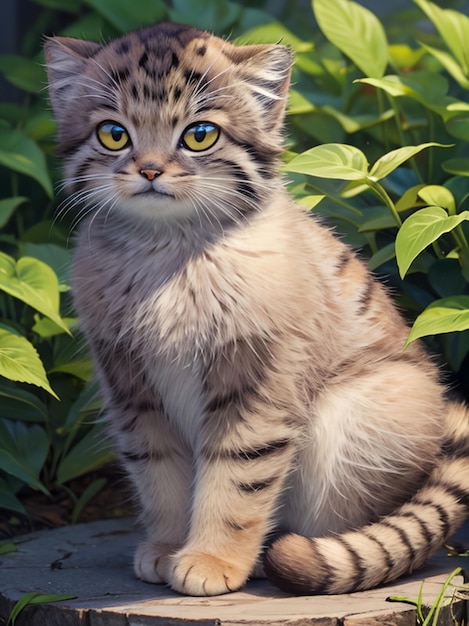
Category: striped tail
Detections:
[{"x1": 264, "y1": 402, "x2": 469, "y2": 595}]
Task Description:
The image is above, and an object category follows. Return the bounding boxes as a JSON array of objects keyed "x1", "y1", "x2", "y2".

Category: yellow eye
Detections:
[
  {"x1": 180, "y1": 122, "x2": 220, "y2": 152},
  {"x1": 97, "y1": 121, "x2": 130, "y2": 150}
]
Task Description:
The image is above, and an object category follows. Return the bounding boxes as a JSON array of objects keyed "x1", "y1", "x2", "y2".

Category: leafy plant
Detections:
[{"x1": 283, "y1": 0, "x2": 469, "y2": 388}]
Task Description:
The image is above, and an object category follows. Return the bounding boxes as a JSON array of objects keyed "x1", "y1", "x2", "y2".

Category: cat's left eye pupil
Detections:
[
  {"x1": 111, "y1": 127, "x2": 124, "y2": 141},
  {"x1": 194, "y1": 127, "x2": 207, "y2": 143}
]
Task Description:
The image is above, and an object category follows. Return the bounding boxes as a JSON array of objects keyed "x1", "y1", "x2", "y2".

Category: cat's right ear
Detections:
[{"x1": 44, "y1": 37, "x2": 101, "y2": 116}]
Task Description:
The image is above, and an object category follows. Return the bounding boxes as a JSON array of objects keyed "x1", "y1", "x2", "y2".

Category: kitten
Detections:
[{"x1": 44, "y1": 22, "x2": 469, "y2": 597}]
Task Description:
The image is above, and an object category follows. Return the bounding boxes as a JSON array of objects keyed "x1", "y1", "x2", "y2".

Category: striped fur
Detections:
[{"x1": 45, "y1": 23, "x2": 469, "y2": 597}]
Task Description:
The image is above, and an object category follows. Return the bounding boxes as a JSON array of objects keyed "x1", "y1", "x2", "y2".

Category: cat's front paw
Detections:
[
  {"x1": 170, "y1": 550, "x2": 248, "y2": 596},
  {"x1": 134, "y1": 541, "x2": 179, "y2": 584}
]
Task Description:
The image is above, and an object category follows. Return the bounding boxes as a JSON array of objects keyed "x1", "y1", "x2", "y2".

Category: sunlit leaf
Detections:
[
  {"x1": 283, "y1": 143, "x2": 369, "y2": 180},
  {"x1": 0, "y1": 329, "x2": 58, "y2": 398},
  {"x1": 369, "y1": 143, "x2": 448, "y2": 181},
  {"x1": 314, "y1": 0, "x2": 388, "y2": 78},
  {"x1": 414, "y1": 0, "x2": 469, "y2": 75},
  {"x1": 406, "y1": 297, "x2": 469, "y2": 345},
  {"x1": 0, "y1": 253, "x2": 69, "y2": 334},
  {"x1": 419, "y1": 42, "x2": 469, "y2": 89},
  {"x1": 417, "y1": 185, "x2": 456, "y2": 214},
  {"x1": 396, "y1": 207, "x2": 469, "y2": 278}
]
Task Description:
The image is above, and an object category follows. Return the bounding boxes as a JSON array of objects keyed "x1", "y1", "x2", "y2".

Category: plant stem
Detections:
[
  {"x1": 305, "y1": 181, "x2": 364, "y2": 216},
  {"x1": 368, "y1": 180, "x2": 402, "y2": 226}
]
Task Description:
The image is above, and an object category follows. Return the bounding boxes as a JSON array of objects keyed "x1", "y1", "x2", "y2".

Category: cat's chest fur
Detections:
[{"x1": 71, "y1": 207, "x2": 310, "y2": 445}]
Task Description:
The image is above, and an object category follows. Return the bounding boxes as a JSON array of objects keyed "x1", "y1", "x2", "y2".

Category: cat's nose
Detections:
[{"x1": 139, "y1": 168, "x2": 162, "y2": 181}]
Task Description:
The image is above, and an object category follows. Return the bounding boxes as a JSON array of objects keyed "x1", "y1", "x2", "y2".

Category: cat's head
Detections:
[{"x1": 44, "y1": 22, "x2": 293, "y2": 228}]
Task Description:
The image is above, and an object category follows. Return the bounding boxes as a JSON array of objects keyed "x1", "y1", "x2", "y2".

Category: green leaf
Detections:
[
  {"x1": 0, "y1": 478, "x2": 25, "y2": 515},
  {"x1": 32, "y1": 316, "x2": 76, "y2": 339},
  {"x1": 414, "y1": 0, "x2": 469, "y2": 75},
  {"x1": 0, "y1": 55, "x2": 45, "y2": 94},
  {"x1": 296, "y1": 195, "x2": 325, "y2": 210},
  {"x1": 0, "y1": 420, "x2": 49, "y2": 495},
  {"x1": 0, "y1": 330, "x2": 58, "y2": 398},
  {"x1": 356, "y1": 73, "x2": 454, "y2": 117},
  {"x1": 396, "y1": 207, "x2": 469, "y2": 278},
  {"x1": 445, "y1": 112, "x2": 469, "y2": 141},
  {"x1": 0, "y1": 198, "x2": 28, "y2": 229},
  {"x1": 20, "y1": 243, "x2": 71, "y2": 287},
  {"x1": 313, "y1": 0, "x2": 388, "y2": 78},
  {"x1": 406, "y1": 297, "x2": 469, "y2": 345},
  {"x1": 57, "y1": 423, "x2": 113, "y2": 484},
  {"x1": 369, "y1": 143, "x2": 448, "y2": 181},
  {"x1": 0, "y1": 128, "x2": 53, "y2": 197},
  {"x1": 283, "y1": 143, "x2": 369, "y2": 180},
  {"x1": 0, "y1": 253, "x2": 69, "y2": 334},
  {"x1": 442, "y1": 158, "x2": 469, "y2": 176},
  {"x1": 368, "y1": 242, "x2": 396, "y2": 271},
  {"x1": 417, "y1": 185, "x2": 456, "y2": 214},
  {"x1": 71, "y1": 477, "x2": 107, "y2": 524},
  {"x1": 7, "y1": 592, "x2": 77, "y2": 626},
  {"x1": 0, "y1": 380, "x2": 48, "y2": 423},
  {"x1": 84, "y1": 0, "x2": 166, "y2": 32},
  {"x1": 419, "y1": 42, "x2": 469, "y2": 89}
]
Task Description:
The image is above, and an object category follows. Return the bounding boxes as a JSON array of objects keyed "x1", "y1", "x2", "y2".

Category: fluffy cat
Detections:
[{"x1": 44, "y1": 22, "x2": 469, "y2": 597}]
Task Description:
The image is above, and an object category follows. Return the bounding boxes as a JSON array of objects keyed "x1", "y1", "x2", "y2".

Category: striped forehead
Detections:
[{"x1": 91, "y1": 26, "x2": 221, "y2": 126}]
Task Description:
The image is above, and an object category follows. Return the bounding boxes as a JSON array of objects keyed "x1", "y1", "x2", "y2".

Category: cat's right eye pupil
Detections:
[{"x1": 111, "y1": 128, "x2": 123, "y2": 141}]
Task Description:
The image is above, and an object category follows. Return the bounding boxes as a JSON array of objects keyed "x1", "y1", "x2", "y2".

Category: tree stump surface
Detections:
[{"x1": 0, "y1": 517, "x2": 468, "y2": 626}]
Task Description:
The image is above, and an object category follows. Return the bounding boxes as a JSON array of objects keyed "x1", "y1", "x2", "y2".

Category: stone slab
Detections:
[{"x1": 0, "y1": 517, "x2": 468, "y2": 625}]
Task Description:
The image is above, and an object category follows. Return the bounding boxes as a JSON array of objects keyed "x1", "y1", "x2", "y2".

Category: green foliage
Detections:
[
  {"x1": 3, "y1": 0, "x2": 469, "y2": 520},
  {"x1": 285, "y1": 0, "x2": 469, "y2": 377}
]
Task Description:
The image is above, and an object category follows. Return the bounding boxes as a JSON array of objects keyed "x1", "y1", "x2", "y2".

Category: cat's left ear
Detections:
[
  {"x1": 228, "y1": 44, "x2": 294, "y2": 131},
  {"x1": 44, "y1": 36, "x2": 101, "y2": 117}
]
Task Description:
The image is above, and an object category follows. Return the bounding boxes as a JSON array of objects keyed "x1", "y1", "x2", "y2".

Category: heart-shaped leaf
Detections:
[{"x1": 396, "y1": 207, "x2": 469, "y2": 278}]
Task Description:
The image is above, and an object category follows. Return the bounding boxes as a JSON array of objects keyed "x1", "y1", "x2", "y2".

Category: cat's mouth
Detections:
[{"x1": 134, "y1": 189, "x2": 175, "y2": 199}]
